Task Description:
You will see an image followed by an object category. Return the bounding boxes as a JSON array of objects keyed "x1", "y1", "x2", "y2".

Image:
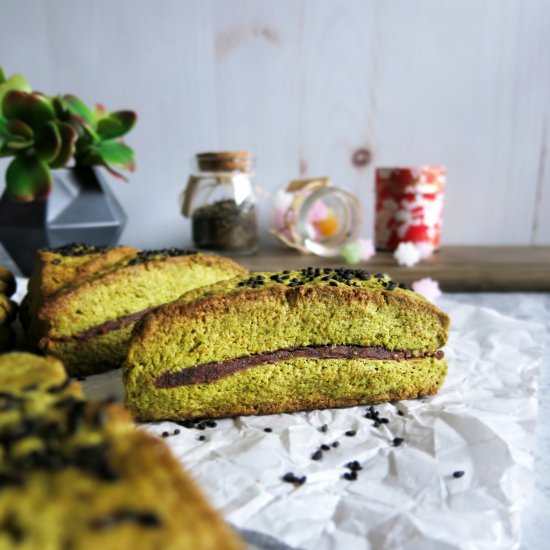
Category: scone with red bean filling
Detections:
[{"x1": 124, "y1": 268, "x2": 450, "y2": 420}]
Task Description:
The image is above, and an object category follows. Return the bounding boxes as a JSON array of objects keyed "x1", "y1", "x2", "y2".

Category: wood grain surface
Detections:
[
  {"x1": 234, "y1": 246, "x2": 550, "y2": 292},
  {"x1": 1, "y1": 0, "x2": 549, "y2": 250}
]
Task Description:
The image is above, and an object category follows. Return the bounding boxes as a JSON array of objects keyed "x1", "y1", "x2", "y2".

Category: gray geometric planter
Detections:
[{"x1": 0, "y1": 166, "x2": 126, "y2": 275}]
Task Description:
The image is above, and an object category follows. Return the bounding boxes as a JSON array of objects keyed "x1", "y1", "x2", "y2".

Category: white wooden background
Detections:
[{"x1": 1, "y1": 0, "x2": 549, "y2": 248}]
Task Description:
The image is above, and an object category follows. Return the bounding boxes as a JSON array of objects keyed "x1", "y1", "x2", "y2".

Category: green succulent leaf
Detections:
[
  {"x1": 48, "y1": 122, "x2": 78, "y2": 169},
  {"x1": 2, "y1": 91, "x2": 55, "y2": 129},
  {"x1": 0, "y1": 67, "x2": 5, "y2": 85},
  {"x1": 0, "y1": 116, "x2": 8, "y2": 140},
  {"x1": 5, "y1": 153, "x2": 52, "y2": 201},
  {"x1": 60, "y1": 94, "x2": 94, "y2": 125},
  {"x1": 0, "y1": 73, "x2": 32, "y2": 113},
  {"x1": 89, "y1": 140, "x2": 135, "y2": 171},
  {"x1": 96, "y1": 111, "x2": 137, "y2": 140},
  {"x1": 35, "y1": 121, "x2": 61, "y2": 162},
  {"x1": 7, "y1": 119, "x2": 34, "y2": 140},
  {"x1": 5, "y1": 136, "x2": 33, "y2": 151},
  {"x1": 92, "y1": 103, "x2": 107, "y2": 124}
]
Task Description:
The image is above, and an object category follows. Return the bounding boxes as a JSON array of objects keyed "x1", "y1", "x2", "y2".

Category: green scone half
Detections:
[{"x1": 123, "y1": 269, "x2": 450, "y2": 421}]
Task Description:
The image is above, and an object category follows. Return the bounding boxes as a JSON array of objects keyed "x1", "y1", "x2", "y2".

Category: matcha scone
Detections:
[
  {"x1": 0, "y1": 352, "x2": 243, "y2": 550},
  {"x1": 0, "y1": 264, "x2": 17, "y2": 352},
  {"x1": 22, "y1": 244, "x2": 247, "y2": 375},
  {"x1": 123, "y1": 268, "x2": 450, "y2": 421}
]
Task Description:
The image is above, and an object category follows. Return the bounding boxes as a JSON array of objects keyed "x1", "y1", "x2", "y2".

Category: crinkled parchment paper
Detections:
[{"x1": 81, "y1": 301, "x2": 544, "y2": 549}]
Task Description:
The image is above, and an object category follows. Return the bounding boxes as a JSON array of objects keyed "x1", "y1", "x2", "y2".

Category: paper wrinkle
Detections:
[{"x1": 84, "y1": 301, "x2": 543, "y2": 549}]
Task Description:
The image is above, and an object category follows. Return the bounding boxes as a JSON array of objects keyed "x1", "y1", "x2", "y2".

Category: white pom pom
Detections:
[{"x1": 394, "y1": 242, "x2": 421, "y2": 267}]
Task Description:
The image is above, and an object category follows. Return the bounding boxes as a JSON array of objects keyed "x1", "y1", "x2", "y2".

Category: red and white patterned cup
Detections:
[{"x1": 375, "y1": 167, "x2": 445, "y2": 251}]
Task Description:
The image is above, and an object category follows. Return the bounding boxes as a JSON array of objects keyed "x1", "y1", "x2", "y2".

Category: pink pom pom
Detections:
[
  {"x1": 411, "y1": 278, "x2": 442, "y2": 301},
  {"x1": 358, "y1": 238, "x2": 376, "y2": 261}
]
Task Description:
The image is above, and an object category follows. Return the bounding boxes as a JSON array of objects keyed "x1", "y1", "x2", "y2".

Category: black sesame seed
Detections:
[
  {"x1": 380, "y1": 418, "x2": 389, "y2": 424},
  {"x1": 282, "y1": 270, "x2": 290, "y2": 274},
  {"x1": 206, "y1": 420, "x2": 217, "y2": 428},
  {"x1": 329, "y1": 282, "x2": 338, "y2": 287},
  {"x1": 198, "y1": 435, "x2": 206, "y2": 441},
  {"x1": 453, "y1": 470, "x2": 465, "y2": 478},
  {"x1": 319, "y1": 424, "x2": 328, "y2": 433},
  {"x1": 311, "y1": 450, "x2": 323, "y2": 461},
  {"x1": 332, "y1": 441, "x2": 340, "y2": 448},
  {"x1": 282, "y1": 472, "x2": 307, "y2": 485},
  {"x1": 345, "y1": 461, "x2": 362, "y2": 471},
  {"x1": 174, "y1": 429, "x2": 180, "y2": 435},
  {"x1": 393, "y1": 437, "x2": 404, "y2": 447},
  {"x1": 264, "y1": 428, "x2": 272, "y2": 433},
  {"x1": 161, "y1": 431, "x2": 169, "y2": 438},
  {"x1": 387, "y1": 282, "x2": 397, "y2": 291},
  {"x1": 344, "y1": 430, "x2": 357, "y2": 437},
  {"x1": 320, "y1": 444, "x2": 330, "y2": 451},
  {"x1": 397, "y1": 410, "x2": 404, "y2": 416},
  {"x1": 343, "y1": 471, "x2": 358, "y2": 481}
]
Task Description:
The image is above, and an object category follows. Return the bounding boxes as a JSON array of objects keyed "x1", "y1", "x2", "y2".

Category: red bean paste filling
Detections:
[
  {"x1": 155, "y1": 345, "x2": 445, "y2": 388},
  {"x1": 53, "y1": 307, "x2": 156, "y2": 343}
]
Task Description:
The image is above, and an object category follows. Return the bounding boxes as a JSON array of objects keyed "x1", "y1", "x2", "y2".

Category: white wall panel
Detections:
[{"x1": 0, "y1": 0, "x2": 548, "y2": 247}]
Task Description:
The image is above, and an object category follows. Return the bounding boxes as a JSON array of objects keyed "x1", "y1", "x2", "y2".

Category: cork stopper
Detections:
[{"x1": 196, "y1": 151, "x2": 252, "y2": 173}]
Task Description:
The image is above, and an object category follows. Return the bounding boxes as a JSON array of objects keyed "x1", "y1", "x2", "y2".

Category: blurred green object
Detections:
[{"x1": 0, "y1": 66, "x2": 137, "y2": 202}]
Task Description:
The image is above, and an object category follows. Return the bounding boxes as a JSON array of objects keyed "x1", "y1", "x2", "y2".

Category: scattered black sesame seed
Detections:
[
  {"x1": 311, "y1": 450, "x2": 323, "y2": 461},
  {"x1": 344, "y1": 430, "x2": 357, "y2": 437},
  {"x1": 127, "y1": 248, "x2": 195, "y2": 266},
  {"x1": 387, "y1": 282, "x2": 397, "y2": 291},
  {"x1": 345, "y1": 461, "x2": 363, "y2": 471},
  {"x1": 343, "y1": 471, "x2": 358, "y2": 481},
  {"x1": 282, "y1": 270, "x2": 290, "y2": 274},
  {"x1": 282, "y1": 472, "x2": 306, "y2": 486},
  {"x1": 319, "y1": 424, "x2": 328, "y2": 433},
  {"x1": 397, "y1": 410, "x2": 404, "y2": 416},
  {"x1": 198, "y1": 435, "x2": 206, "y2": 441},
  {"x1": 453, "y1": 470, "x2": 465, "y2": 478},
  {"x1": 329, "y1": 282, "x2": 338, "y2": 287},
  {"x1": 380, "y1": 418, "x2": 389, "y2": 424},
  {"x1": 44, "y1": 243, "x2": 109, "y2": 257},
  {"x1": 161, "y1": 431, "x2": 169, "y2": 438},
  {"x1": 174, "y1": 429, "x2": 180, "y2": 435},
  {"x1": 206, "y1": 420, "x2": 217, "y2": 428},
  {"x1": 392, "y1": 437, "x2": 404, "y2": 447},
  {"x1": 332, "y1": 441, "x2": 340, "y2": 448},
  {"x1": 264, "y1": 428, "x2": 272, "y2": 433},
  {"x1": 320, "y1": 444, "x2": 330, "y2": 451}
]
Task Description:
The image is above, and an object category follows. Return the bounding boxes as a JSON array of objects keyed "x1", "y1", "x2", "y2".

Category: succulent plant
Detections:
[{"x1": 0, "y1": 66, "x2": 136, "y2": 202}]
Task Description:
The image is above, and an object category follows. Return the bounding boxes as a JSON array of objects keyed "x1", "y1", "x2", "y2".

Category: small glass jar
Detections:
[
  {"x1": 272, "y1": 178, "x2": 361, "y2": 257},
  {"x1": 182, "y1": 151, "x2": 259, "y2": 254},
  {"x1": 375, "y1": 166, "x2": 445, "y2": 251}
]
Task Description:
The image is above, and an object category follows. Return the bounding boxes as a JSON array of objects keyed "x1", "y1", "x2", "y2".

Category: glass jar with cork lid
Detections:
[{"x1": 181, "y1": 151, "x2": 259, "y2": 254}]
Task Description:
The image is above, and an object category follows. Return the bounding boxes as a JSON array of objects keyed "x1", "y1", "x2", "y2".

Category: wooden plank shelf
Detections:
[{"x1": 233, "y1": 246, "x2": 550, "y2": 292}]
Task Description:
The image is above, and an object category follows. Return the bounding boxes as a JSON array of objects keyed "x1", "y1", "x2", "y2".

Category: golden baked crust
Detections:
[
  {"x1": 0, "y1": 265, "x2": 17, "y2": 353},
  {"x1": 0, "y1": 352, "x2": 243, "y2": 549},
  {"x1": 0, "y1": 265, "x2": 16, "y2": 298}
]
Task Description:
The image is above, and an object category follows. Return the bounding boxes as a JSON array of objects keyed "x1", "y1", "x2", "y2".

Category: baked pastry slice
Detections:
[
  {"x1": 0, "y1": 352, "x2": 243, "y2": 549},
  {"x1": 21, "y1": 244, "x2": 247, "y2": 375},
  {"x1": 123, "y1": 268, "x2": 450, "y2": 421},
  {"x1": 0, "y1": 265, "x2": 17, "y2": 352}
]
